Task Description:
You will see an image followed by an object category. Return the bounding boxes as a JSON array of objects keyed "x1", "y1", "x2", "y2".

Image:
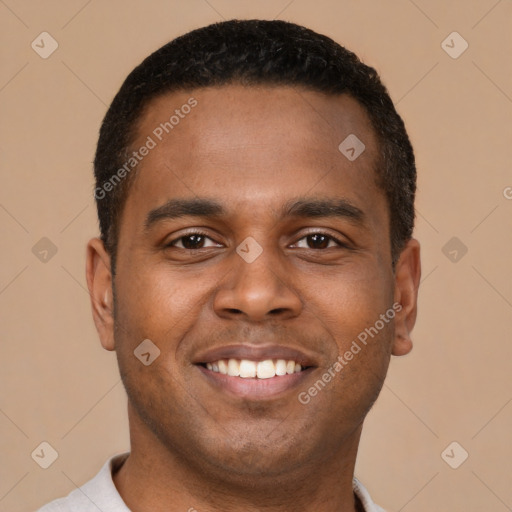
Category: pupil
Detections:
[
  {"x1": 309, "y1": 234, "x2": 328, "y2": 249},
  {"x1": 183, "y1": 235, "x2": 203, "y2": 249}
]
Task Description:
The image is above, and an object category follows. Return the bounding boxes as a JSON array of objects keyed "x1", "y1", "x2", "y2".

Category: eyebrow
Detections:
[
  {"x1": 145, "y1": 198, "x2": 224, "y2": 230},
  {"x1": 144, "y1": 196, "x2": 366, "y2": 231},
  {"x1": 280, "y1": 197, "x2": 365, "y2": 225}
]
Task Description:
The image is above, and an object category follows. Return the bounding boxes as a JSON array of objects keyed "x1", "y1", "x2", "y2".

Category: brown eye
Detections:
[
  {"x1": 168, "y1": 232, "x2": 222, "y2": 250},
  {"x1": 306, "y1": 234, "x2": 330, "y2": 249},
  {"x1": 293, "y1": 233, "x2": 342, "y2": 250},
  {"x1": 179, "y1": 234, "x2": 205, "y2": 249}
]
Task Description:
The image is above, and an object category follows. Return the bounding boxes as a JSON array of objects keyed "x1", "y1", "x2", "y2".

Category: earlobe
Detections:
[
  {"x1": 391, "y1": 238, "x2": 421, "y2": 357},
  {"x1": 85, "y1": 238, "x2": 115, "y2": 351}
]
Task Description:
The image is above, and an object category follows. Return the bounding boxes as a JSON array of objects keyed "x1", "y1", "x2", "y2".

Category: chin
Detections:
[{"x1": 190, "y1": 423, "x2": 320, "y2": 480}]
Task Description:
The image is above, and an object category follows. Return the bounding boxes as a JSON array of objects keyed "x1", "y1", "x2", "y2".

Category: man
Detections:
[{"x1": 38, "y1": 19, "x2": 420, "y2": 512}]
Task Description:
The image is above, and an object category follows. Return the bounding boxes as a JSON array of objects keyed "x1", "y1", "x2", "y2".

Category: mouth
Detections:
[
  {"x1": 193, "y1": 345, "x2": 317, "y2": 399},
  {"x1": 201, "y1": 358, "x2": 307, "y2": 378}
]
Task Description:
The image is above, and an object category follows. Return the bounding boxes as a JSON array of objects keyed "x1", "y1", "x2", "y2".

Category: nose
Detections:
[{"x1": 213, "y1": 248, "x2": 302, "y2": 323}]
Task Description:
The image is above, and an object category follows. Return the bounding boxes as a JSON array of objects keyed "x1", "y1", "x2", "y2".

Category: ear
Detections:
[
  {"x1": 86, "y1": 237, "x2": 115, "y2": 351},
  {"x1": 392, "y1": 238, "x2": 421, "y2": 356}
]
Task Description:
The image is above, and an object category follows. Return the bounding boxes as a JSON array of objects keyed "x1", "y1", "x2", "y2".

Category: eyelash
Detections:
[{"x1": 166, "y1": 230, "x2": 349, "y2": 250}]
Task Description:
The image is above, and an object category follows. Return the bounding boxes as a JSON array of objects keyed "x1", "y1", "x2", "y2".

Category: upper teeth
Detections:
[{"x1": 205, "y1": 359, "x2": 303, "y2": 379}]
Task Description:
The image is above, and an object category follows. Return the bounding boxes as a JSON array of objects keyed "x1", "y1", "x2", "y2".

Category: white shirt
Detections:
[{"x1": 36, "y1": 453, "x2": 386, "y2": 512}]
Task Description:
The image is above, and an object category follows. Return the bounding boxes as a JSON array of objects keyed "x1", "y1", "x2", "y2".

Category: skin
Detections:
[{"x1": 86, "y1": 84, "x2": 421, "y2": 512}]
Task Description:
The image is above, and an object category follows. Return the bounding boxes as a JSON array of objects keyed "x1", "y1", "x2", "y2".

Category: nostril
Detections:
[{"x1": 226, "y1": 308, "x2": 243, "y2": 315}]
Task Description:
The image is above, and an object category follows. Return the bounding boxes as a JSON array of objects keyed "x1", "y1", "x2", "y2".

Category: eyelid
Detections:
[
  {"x1": 166, "y1": 229, "x2": 222, "y2": 248},
  {"x1": 291, "y1": 228, "x2": 352, "y2": 248},
  {"x1": 165, "y1": 228, "x2": 352, "y2": 250}
]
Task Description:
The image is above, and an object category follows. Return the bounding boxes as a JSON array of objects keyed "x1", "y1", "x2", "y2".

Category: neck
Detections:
[{"x1": 114, "y1": 406, "x2": 364, "y2": 512}]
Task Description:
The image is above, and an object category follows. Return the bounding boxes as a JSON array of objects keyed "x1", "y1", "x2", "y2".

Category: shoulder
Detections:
[
  {"x1": 34, "y1": 453, "x2": 130, "y2": 512},
  {"x1": 35, "y1": 489, "x2": 96, "y2": 512},
  {"x1": 36, "y1": 498, "x2": 68, "y2": 512},
  {"x1": 353, "y1": 477, "x2": 387, "y2": 512}
]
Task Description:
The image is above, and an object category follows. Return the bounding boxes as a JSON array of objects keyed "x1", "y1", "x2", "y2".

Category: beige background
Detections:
[{"x1": 1, "y1": 0, "x2": 511, "y2": 511}]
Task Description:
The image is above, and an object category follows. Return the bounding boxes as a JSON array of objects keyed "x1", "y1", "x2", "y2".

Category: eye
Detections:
[
  {"x1": 166, "y1": 231, "x2": 349, "y2": 251},
  {"x1": 167, "y1": 231, "x2": 222, "y2": 250},
  {"x1": 292, "y1": 232, "x2": 347, "y2": 250}
]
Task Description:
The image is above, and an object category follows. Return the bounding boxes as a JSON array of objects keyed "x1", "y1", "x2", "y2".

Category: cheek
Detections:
[
  {"x1": 301, "y1": 263, "x2": 395, "y2": 409},
  {"x1": 309, "y1": 277, "x2": 394, "y2": 423},
  {"x1": 113, "y1": 262, "x2": 218, "y2": 351},
  {"x1": 303, "y1": 262, "x2": 394, "y2": 342}
]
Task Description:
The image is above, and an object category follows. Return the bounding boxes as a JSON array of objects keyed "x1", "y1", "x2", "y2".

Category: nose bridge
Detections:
[
  {"x1": 235, "y1": 243, "x2": 280, "y2": 292},
  {"x1": 213, "y1": 238, "x2": 302, "y2": 321}
]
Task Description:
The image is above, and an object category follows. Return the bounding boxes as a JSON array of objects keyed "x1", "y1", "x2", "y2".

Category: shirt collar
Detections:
[{"x1": 95, "y1": 454, "x2": 386, "y2": 512}]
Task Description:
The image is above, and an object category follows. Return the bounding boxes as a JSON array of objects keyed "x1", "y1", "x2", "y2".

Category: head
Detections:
[{"x1": 87, "y1": 19, "x2": 420, "y2": 491}]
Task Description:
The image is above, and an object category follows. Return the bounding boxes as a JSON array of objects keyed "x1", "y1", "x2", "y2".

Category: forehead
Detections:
[
  {"x1": 122, "y1": 84, "x2": 385, "y2": 229},
  {"x1": 136, "y1": 84, "x2": 378, "y2": 162}
]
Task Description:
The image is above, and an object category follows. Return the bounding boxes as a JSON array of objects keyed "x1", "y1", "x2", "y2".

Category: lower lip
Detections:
[{"x1": 197, "y1": 365, "x2": 314, "y2": 400}]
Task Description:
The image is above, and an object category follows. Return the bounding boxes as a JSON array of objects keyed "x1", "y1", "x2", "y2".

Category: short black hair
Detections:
[{"x1": 94, "y1": 19, "x2": 416, "y2": 274}]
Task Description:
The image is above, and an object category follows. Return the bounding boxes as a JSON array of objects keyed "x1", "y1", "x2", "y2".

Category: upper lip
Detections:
[{"x1": 193, "y1": 344, "x2": 318, "y2": 367}]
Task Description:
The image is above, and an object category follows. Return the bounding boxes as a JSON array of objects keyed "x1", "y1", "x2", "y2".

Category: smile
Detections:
[
  {"x1": 204, "y1": 358, "x2": 306, "y2": 379},
  {"x1": 193, "y1": 344, "x2": 317, "y2": 399}
]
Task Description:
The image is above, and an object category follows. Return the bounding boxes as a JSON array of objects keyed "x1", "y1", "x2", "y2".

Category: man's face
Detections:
[{"x1": 91, "y1": 85, "x2": 417, "y2": 479}]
